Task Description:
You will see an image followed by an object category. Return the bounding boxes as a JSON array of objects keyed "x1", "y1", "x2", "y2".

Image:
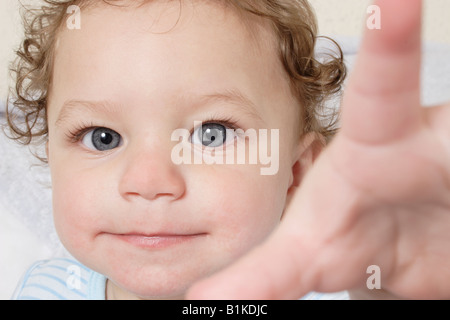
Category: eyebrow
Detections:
[
  {"x1": 55, "y1": 99, "x2": 122, "y2": 127},
  {"x1": 55, "y1": 89, "x2": 265, "y2": 126},
  {"x1": 197, "y1": 89, "x2": 265, "y2": 124}
]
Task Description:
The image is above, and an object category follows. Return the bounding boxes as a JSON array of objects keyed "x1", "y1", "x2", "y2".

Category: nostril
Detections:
[
  {"x1": 122, "y1": 191, "x2": 184, "y2": 202},
  {"x1": 118, "y1": 151, "x2": 186, "y2": 202},
  {"x1": 120, "y1": 176, "x2": 186, "y2": 202}
]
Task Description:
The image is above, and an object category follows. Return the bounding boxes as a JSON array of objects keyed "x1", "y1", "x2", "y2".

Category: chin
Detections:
[{"x1": 106, "y1": 265, "x2": 210, "y2": 300}]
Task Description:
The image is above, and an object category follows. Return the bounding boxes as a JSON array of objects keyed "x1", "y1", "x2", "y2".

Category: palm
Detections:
[
  {"x1": 293, "y1": 105, "x2": 450, "y2": 299},
  {"x1": 188, "y1": 0, "x2": 450, "y2": 299}
]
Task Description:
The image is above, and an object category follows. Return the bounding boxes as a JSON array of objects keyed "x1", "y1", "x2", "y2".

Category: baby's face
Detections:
[{"x1": 46, "y1": 0, "x2": 302, "y2": 299}]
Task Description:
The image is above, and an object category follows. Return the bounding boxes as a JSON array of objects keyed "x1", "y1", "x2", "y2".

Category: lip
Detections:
[{"x1": 111, "y1": 233, "x2": 207, "y2": 250}]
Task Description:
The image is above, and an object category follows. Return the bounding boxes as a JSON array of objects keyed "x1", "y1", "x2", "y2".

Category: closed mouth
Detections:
[{"x1": 110, "y1": 232, "x2": 207, "y2": 249}]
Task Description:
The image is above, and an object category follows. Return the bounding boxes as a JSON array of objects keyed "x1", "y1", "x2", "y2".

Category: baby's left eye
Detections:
[{"x1": 191, "y1": 123, "x2": 234, "y2": 148}]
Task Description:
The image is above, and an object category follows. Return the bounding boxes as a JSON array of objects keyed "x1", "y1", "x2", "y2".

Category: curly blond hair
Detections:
[{"x1": 6, "y1": 0, "x2": 346, "y2": 161}]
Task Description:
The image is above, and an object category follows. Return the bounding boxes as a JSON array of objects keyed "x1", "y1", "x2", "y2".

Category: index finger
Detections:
[{"x1": 341, "y1": 0, "x2": 423, "y2": 144}]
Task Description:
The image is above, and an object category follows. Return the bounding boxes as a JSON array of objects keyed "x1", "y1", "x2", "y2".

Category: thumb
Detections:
[{"x1": 186, "y1": 224, "x2": 314, "y2": 300}]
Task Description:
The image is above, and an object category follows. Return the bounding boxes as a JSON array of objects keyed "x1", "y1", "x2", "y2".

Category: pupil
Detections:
[{"x1": 100, "y1": 132, "x2": 113, "y2": 145}]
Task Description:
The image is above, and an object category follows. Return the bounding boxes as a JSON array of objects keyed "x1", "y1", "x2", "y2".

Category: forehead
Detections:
[{"x1": 49, "y1": 0, "x2": 296, "y2": 126}]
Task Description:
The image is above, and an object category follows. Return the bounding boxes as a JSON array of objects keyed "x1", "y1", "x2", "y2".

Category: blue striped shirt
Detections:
[
  {"x1": 12, "y1": 258, "x2": 106, "y2": 300},
  {"x1": 12, "y1": 258, "x2": 349, "y2": 300}
]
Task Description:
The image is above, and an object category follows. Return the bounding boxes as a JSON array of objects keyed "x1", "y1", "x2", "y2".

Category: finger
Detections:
[
  {"x1": 341, "y1": 0, "x2": 423, "y2": 144},
  {"x1": 186, "y1": 225, "x2": 313, "y2": 300}
]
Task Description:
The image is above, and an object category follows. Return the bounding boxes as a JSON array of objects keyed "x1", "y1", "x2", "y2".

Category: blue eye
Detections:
[
  {"x1": 192, "y1": 123, "x2": 229, "y2": 148},
  {"x1": 82, "y1": 127, "x2": 121, "y2": 151}
]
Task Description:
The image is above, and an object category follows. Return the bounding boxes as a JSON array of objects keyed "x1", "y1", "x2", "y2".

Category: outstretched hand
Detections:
[{"x1": 187, "y1": 0, "x2": 450, "y2": 299}]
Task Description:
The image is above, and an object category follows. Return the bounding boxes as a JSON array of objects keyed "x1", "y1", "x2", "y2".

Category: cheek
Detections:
[
  {"x1": 51, "y1": 163, "x2": 108, "y2": 256},
  {"x1": 190, "y1": 165, "x2": 287, "y2": 256}
]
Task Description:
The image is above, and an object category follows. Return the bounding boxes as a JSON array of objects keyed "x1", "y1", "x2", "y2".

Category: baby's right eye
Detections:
[{"x1": 81, "y1": 127, "x2": 122, "y2": 151}]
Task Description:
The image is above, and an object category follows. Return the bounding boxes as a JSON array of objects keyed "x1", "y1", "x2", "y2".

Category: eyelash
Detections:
[
  {"x1": 64, "y1": 116, "x2": 241, "y2": 144},
  {"x1": 190, "y1": 116, "x2": 240, "y2": 136},
  {"x1": 65, "y1": 121, "x2": 98, "y2": 144}
]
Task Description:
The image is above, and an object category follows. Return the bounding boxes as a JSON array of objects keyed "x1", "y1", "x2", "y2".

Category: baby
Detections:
[
  {"x1": 7, "y1": 0, "x2": 345, "y2": 300},
  {"x1": 6, "y1": 0, "x2": 450, "y2": 300}
]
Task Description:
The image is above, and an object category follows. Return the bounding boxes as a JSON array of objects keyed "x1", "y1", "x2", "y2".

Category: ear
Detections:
[{"x1": 284, "y1": 132, "x2": 324, "y2": 209}]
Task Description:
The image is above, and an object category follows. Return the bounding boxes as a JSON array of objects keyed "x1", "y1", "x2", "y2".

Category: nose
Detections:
[{"x1": 118, "y1": 146, "x2": 186, "y2": 202}]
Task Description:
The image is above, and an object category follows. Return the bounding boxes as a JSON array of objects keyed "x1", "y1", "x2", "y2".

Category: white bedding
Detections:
[
  {"x1": 0, "y1": 132, "x2": 69, "y2": 299},
  {"x1": 1, "y1": 37, "x2": 449, "y2": 299}
]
